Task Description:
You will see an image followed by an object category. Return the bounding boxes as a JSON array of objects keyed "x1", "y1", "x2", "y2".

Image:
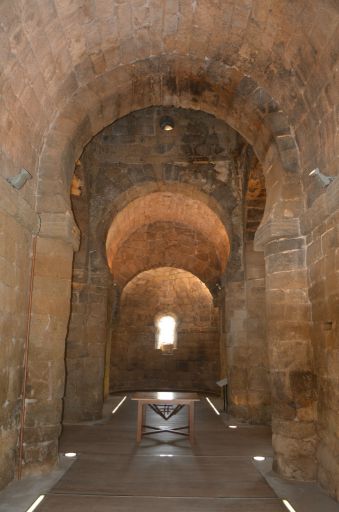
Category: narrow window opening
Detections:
[{"x1": 155, "y1": 314, "x2": 177, "y2": 354}]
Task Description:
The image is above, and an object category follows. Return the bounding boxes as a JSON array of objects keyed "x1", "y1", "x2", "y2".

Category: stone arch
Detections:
[
  {"x1": 0, "y1": 0, "x2": 337, "y2": 497},
  {"x1": 37, "y1": 56, "x2": 302, "y2": 227},
  {"x1": 112, "y1": 221, "x2": 222, "y2": 292},
  {"x1": 111, "y1": 266, "x2": 219, "y2": 393},
  {"x1": 106, "y1": 191, "x2": 230, "y2": 276},
  {"x1": 90, "y1": 179, "x2": 236, "y2": 280}
]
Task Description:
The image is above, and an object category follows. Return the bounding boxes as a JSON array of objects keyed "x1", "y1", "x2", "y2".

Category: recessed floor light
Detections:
[
  {"x1": 26, "y1": 495, "x2": 45, "y2": 512},
  {"x1": 228, "y1": 425, "x2": 238, "y2": 429},
  {"x1": 112, "y1": 396, "x2": 127, "y2": 414},
  {"x1": 64, "y1": 452, "x2": 77, "y2": 458},
  {"x1": 282, "y1": 499, "x2": 297, "y2": 512},
  {"x1": 253, "y1": 456, "x2": 266, "y2": 461},
  {"x1": 205, "y1": 397, "x2": 220, "y2": 415}
]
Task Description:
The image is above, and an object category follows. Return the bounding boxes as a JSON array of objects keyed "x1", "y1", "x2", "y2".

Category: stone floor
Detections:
[{"x1": 0, "y1": 395, "x2": 338, "y2": 512}]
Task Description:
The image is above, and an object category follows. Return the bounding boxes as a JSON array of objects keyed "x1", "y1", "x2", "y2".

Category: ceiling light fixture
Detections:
[
  {"x1": 228, "y1": 425, "x2": 238, "y2": 429},
  {"x1": 160, "y1": 116, "x2": 174, "y2": 131},
  {"x1": 253, "y1": 456, "x2": 266, "y2": 461},
  {"x1": 64, "y1": 452, "x2": 77, "y2": 458}
]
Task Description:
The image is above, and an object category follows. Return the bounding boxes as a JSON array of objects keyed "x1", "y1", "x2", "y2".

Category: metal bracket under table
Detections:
[{"x1": 131, "y1": 392, "x2": 200, "y2": 443}]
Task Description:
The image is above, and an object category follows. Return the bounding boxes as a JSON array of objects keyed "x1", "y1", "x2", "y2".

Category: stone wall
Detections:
[
  {"x1": 113, "y1": 221, "x2": 221, "y2": 290},
  {"x1": 65, "y1": 107, "x2": 253, "y2": 421},
  {"x1": 245, "y1": 241, "x2": 270, "y2": 422},
  {"x1": 224, "y1": 241, "x2": 269, "y2": 424},
  {"x1": 110, "y1": 268, "x2": 219, "y2": 393},
  {"x1": 23, "y1": 235, "x2": 74, "y2": 476},
  {"x1": 0, "y1": 181, "x2": 77, "y2": 484},
  {"x1": 0, "y1": 193, "x2": 32, "y2": 488},
  {"x1": 0, "y1": 0, "x2": 337, "y2": 500},
  {"x1": 64, "y1": 165, "x2": 114, "y2": 422},
  {"x1": 303, "y1": 180, "x2": 339, "y2": 500}
]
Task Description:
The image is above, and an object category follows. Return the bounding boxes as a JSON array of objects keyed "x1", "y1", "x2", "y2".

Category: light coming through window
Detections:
[{"x1": 155, "y1": 314, "x2": 177, "y2": 352}]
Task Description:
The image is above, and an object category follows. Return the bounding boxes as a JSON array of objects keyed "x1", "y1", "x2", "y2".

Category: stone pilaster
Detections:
[
  {"x1": 0, "y1": 180, "x2": 39, "y2": 486},
  {"x1": 64, "y1": 269, "x2": 113, "y2": 422},
  {"x1": 21, "y1": 211, "x2": 79, "y2": 476},
  {"x1": 255, "y1": 218, "x2": 317, "y2": 480},
  {"x1": 224, "y1": 277, "x2": 249, "y2": 420},
  {"x1": 301, "y1": 178, "x2": 339, "y2": 499}
]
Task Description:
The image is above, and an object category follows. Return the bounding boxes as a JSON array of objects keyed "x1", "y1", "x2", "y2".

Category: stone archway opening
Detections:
[
  {"x1": 0, "y1": 0, "x2": 337, "y2": 501},
  {"x1": 105, "y1": 190, "x2": 230, "y2": 292},
  {"x1": 110, "y1": 267, "x2": 220, "y2": 393},
  {"x1": 65, "y1": 107, "x2": 272, "y2": 435}
]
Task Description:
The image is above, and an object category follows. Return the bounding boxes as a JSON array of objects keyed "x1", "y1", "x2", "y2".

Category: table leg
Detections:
[
  {"x1": 142, "y1": 402, "x2": 146, "y2": 431},
  {"x1": 137, "y1": 401, "x2": 143, "y2": 442},
  {"x1": 189, "y1": 402, "x2": 195, "y2": 443}
]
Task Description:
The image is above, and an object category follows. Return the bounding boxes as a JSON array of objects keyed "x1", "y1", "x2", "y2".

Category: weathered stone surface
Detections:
[
  {"x1": 224, "y1": 240, "x2": 270, "y2": 424},
  {"x1": 304, "y1": 181, "x2": 339, "y2": 500},
  {"x1": 110, "y1": 268, "x2": 219, "y2": 393},
  {"x1": 0, "y1": 0, "x2": 338, "y2": 501}
]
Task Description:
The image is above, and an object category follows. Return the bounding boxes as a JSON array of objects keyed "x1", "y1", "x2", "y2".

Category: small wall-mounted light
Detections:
[
  {"x1": 309, "y1": 168, "x2": 334, "y2": 188},
  {"x1": 6, "y1": 168, "x2": 32, "y2": 190},
  {"x1": 160, "y1": 116, "x2": 175, "y2": 131}
]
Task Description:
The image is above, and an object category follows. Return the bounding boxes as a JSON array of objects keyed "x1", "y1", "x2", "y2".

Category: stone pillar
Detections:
[
  {"x1": 255, "y1": 219, "x2": 317, "y2": 480},
  {"x1": 224, "y1": 260, "x2": 270, "y2": 424},
  {"x1": 244, "y1": 241, "x2": 270, "y2": 424},
  {"x1": 224, "y1": 278, "x2": 249, "y2": 420},
  {"x1": 64, "y1": 269, "x2": 113, "y2": 422},
  {"x1": 104, "y1": 283, "x2": 120, "y2": 399},
  {"x1": 0, "y1": 180, "x2": 39, "y2": 488},
  {"x1": 302, "y1": 179, "x2": 339, "y2": 499},
  {"x1": 21, "y1": 212, "x2": 79, "y2": 476}
]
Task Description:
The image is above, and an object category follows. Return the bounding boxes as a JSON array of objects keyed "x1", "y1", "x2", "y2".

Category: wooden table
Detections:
[{"x1": 131, "y1": 392, "x2": 200, "y2": 443}]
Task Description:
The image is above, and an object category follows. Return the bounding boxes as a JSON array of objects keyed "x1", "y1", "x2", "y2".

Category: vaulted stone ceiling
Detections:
[
  {"x1": 0, "y1": 0, "x2": 338, "y2": 503},
  {"x1": 1, "y1": 0, "x2": 337, "y2": 213},
  {"x1": 106, "y1": 193, "x2": 229, "y2": 289},
  {"x1": 75, "y1": 107, "x2": 260, "y2": 293}
]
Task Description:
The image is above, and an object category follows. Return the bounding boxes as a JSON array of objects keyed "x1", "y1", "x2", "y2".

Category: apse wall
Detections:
[{"x1": 110, "y1": 268, "x2": 219, "y2": 393}]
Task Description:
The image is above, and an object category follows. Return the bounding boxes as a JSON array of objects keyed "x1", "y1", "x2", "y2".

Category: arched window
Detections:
[{"x1": 155, "y1": 314, "x2": 177, "y2": 353}]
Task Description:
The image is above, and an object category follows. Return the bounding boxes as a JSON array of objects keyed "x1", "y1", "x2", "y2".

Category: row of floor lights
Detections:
[
  {"x1": 25, "y1": 452, "x2": 79, "y2": 509},
  {"x1": 26, "y1": 399, "x2": 296, "y2": 512},
  {"x1": 176, "y1": 396, "x2": 297, "y2": 512},
  {"x1": 205, "y1": 399, "x2": 296, "y2": 511}
]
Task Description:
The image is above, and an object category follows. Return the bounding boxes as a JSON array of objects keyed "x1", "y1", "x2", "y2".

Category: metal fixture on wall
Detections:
[
  {"x1": 309, "y1": 168, "x2": 334, "y2": 187},
  {"x1": 160, "y1": 116, "x2": 175, "y2": 131},
  {"x1": 6, "y1": 168, "x2": 32, "y2": 189}
]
